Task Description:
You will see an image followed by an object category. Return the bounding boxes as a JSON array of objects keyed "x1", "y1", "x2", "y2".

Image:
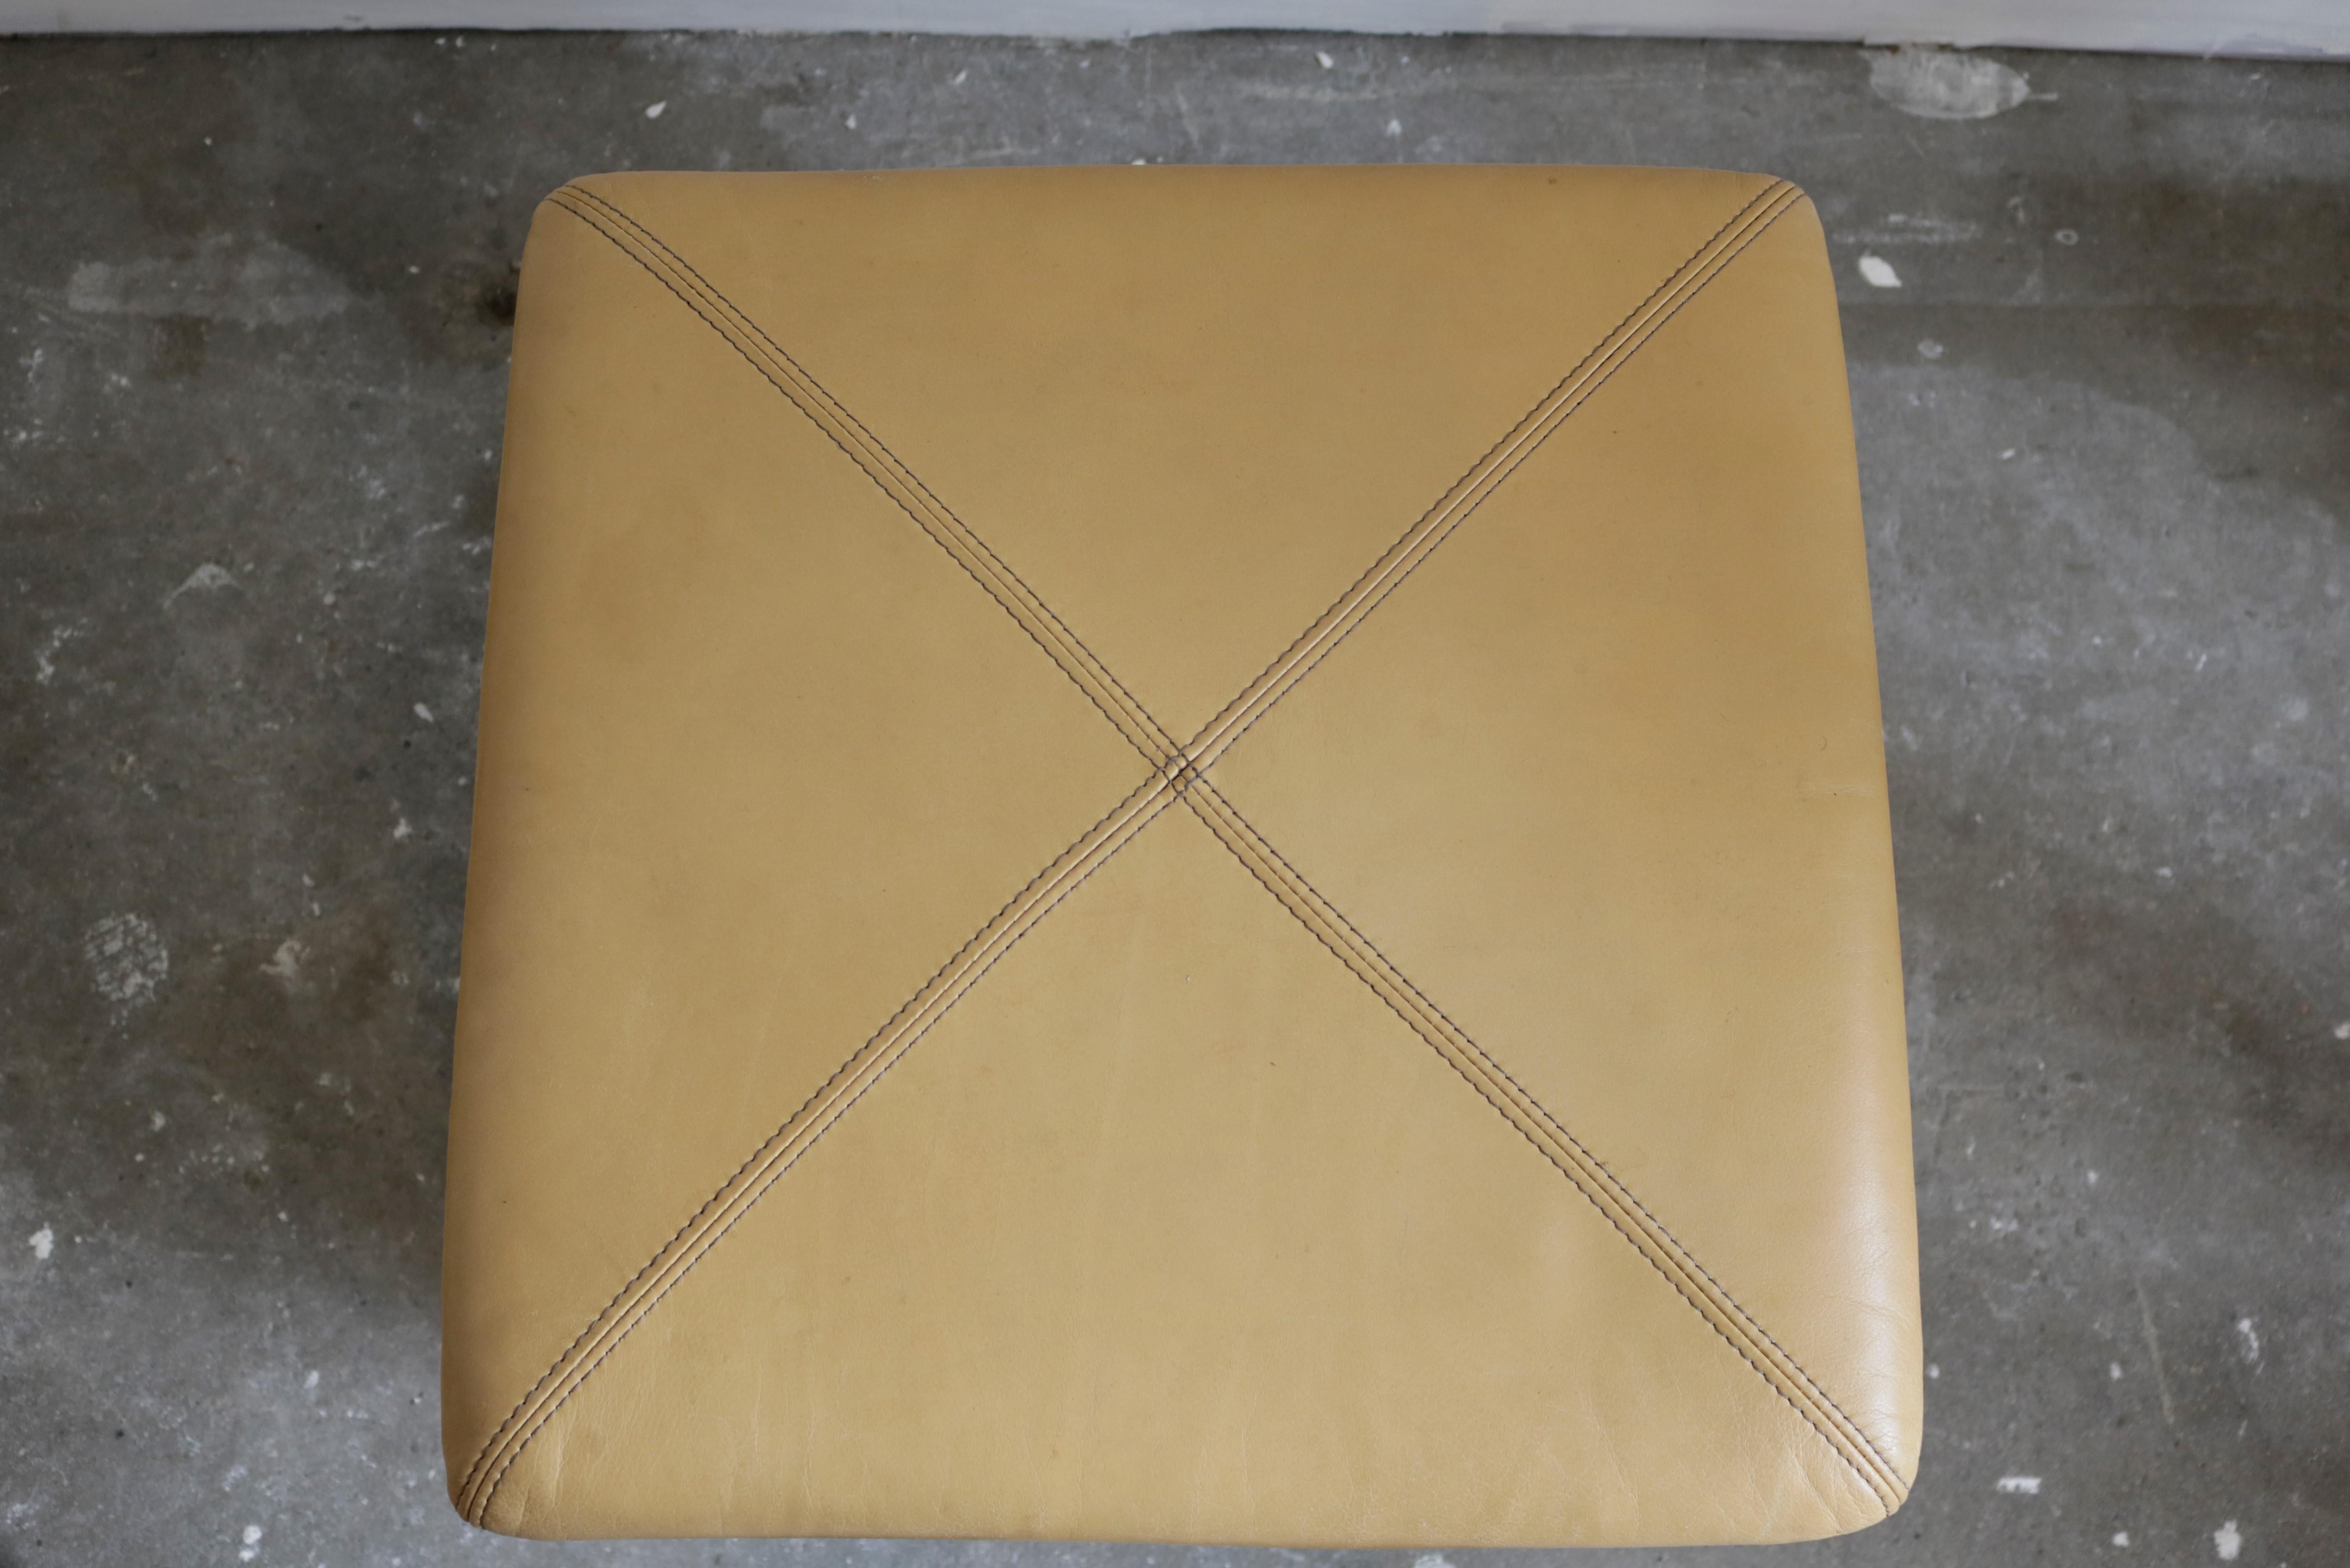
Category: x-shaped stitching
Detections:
[{"x1": 459, "y1": 176, "x2": 1905, "y2": 1524}]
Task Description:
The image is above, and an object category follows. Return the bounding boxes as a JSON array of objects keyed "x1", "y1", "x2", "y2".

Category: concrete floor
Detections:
[{"x1": 1, "y1": 27, "x2": 2345, "y2": 1568}]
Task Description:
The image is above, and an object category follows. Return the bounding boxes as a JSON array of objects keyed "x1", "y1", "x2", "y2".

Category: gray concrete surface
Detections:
[{"x1": 2, "y1": 28, "x2": 2345, "y2": 1568}]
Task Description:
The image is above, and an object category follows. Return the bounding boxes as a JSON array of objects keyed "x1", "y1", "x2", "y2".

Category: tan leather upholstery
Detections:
[{"x1": 442, "y1": 165, "x2": 1920, "y2": 1545}]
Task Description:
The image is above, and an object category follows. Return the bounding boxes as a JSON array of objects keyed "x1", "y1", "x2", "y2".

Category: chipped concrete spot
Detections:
[
  {"x1": 1866, "y1": 45, "x2": 2033, "y2": 120},
  {"x1": 28, "y1": 1225, "x2": 54, "y2": 1260},
  {"x1": 84, "y1": 914, "x2": 169, "y2": 1007},
  {"x1": 163, "y1": 563, "x2": 240, "y2": 608},
  {"x1": 66, "y1": 234, "x2": 351, "y2": 327},
  {"x1": 1858, "y1": 254, "x2": 1902, "y2": 288},
  {"x1": 1997, "y1": 1475, "x2": 2043, "y2": 1495},
  {"x1": 2213, "y1": 1519, "x2": 2242, "y2": 1560}
]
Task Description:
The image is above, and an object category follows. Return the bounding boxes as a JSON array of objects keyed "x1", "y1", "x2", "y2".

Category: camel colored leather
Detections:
[{"x1": 442, "y1": 165, "x2": 1921, "y2": 1545}]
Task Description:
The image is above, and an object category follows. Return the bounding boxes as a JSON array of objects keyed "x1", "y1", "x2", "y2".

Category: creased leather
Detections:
[{"x1": 442, "y1": 165, "x2": 1921, "y2": 1546}]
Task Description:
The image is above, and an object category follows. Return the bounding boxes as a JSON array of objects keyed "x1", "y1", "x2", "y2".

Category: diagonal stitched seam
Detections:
[
  {"x1": 1174, "y1": 775, "x2": 1905, "y2": 1510},
  {"x1": 453, "y1": 767, "x2": 1173, "y2": 1513},
  {"x1": 544, "y1": 191, "x2": 1188, "y2": 790},
  {"x1": 1193, "y1": 795, "x2": 1908, "y2": 1488},
  {"x1": 471, "y1": 177, "x2": 1895, "y2": 1520},
  {"x1": 467, "y1": 762, "x2": 1202, "y2": 1523},
  {"x1": 1176, "y1": 185, "x2": 1806, "y2": 785},
  {"x1": 1174, "y1": 179, "x2": 1795, "y2": 772},
  {"x1": 556, "y1": 187, "x2": 1193, "y2": 785}
]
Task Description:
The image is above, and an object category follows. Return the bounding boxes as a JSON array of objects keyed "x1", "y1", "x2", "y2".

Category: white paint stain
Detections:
[
  {"x1": 2213, "y1": 1519, "x2": 2242, "y2": 1560},
  {"x1": 2110, "y1": 1361, "x2": 2124, "y2": 1380},
  {"x1": 67, "y1": 234, "x2": 351, "y2": 327},
  {"x1": 2236, "y1": 1316, "x2": 2261, "y2": 1364},
  {"x1": 844, "y1": 113, "x2": 856, "y2": 129},
  {"x1": 85, "y1": 914, "x2": 169, "y2": 1007},
  {"x1": 1866, "y1": 45, "x2": 2033, "y2": 120},
  {"x1": 240, "y1": 1522, "x2": 263, "y2": 1561},
  {"x1": 643, "y1": 100, "x2": 666, "y2": 118},
  {"x1": 1316, "y1": 49, "x2": 1334, "y2": 68},
  {"x1": 2334, "y1": 1021, "x2": 2350, "y2": 1040},
  {"x1": 1414, "y1": 1555, "x2": 1453, "y2": 1568},
  {"x1": 950, "y1": 69, "x2": 967, "y2": 85},
  {"x1": 150, "y1": 1110, "x2": 167, "y2": 1131},
  {"x1": 2113, "y1": 1531, "x2": 2131, "y2": 1547},
  {"x1": 34, "y1": 624, "x2": 82, "y2": 685},
  {"x1": 163, "y1": 562, "x2": 239, "y2": 608},
  {"x1": 1918, "y1": 339, "x2": 1945, "y2": 360},
  {"x1": 1385, "y1": 118, "x2": 1403, "y2": 137},
  {"x1": 1858, "y1": 254, "x2": 1903, "y2": 288},
  {"x1": 2055, "y1": 228, "x2": 2081, "y2": 246},
  {"x1": 392, "y1": 816, "x2": 414, "y2": 842},
  {"x1": 413, "y1": 702, "x2": 435, "y2": 724},
  {"x1": 260, "y1": 938, "x2": 305, "y2": 986},
  {"x1": 28, "y1": 1225, "x2": 53, "y2": 1260},
  {"x1": 1926, "y1": 1362, "x2": 1940, "y2": 1379},
  {"x1": 304, "y1": 1369, "x2": 320, "y2": 1389},
  {"x1": 1996, "y1": 1475, "x2": 2042, "y2": 1495}
]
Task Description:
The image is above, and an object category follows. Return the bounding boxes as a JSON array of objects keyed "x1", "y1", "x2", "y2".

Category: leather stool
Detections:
[{"x1": 441, "y1": 165, "x2": 1921, "y2": 1545}]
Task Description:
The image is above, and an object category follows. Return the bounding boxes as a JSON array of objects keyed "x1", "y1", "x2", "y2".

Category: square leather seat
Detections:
[{"x1": 442, "y1": 165, "x2": 1921, "y2": 1545}]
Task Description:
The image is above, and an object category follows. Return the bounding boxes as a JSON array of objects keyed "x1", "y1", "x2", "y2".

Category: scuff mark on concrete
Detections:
[
  {"x1": 66, "y1": 234, "x2": 352, "y2": 327},
  {"x1": 164, "y1": 563, "x2": 240, "y2": 608},
  {"x1": 2136, "y1": 1282, "x2": 2179, "y2": 1427},
  {"x1": 84, "y1": 914, "x2": 169, "y2": 1007},
  {"x1": 1866, "y1": 46, "x2": 2034, "y2": 121}
]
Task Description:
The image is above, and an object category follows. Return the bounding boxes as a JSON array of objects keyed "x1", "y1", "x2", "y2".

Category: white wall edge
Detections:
[{"x1": 1, "y1": 2, "x2": 2343, "y2": 59}]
